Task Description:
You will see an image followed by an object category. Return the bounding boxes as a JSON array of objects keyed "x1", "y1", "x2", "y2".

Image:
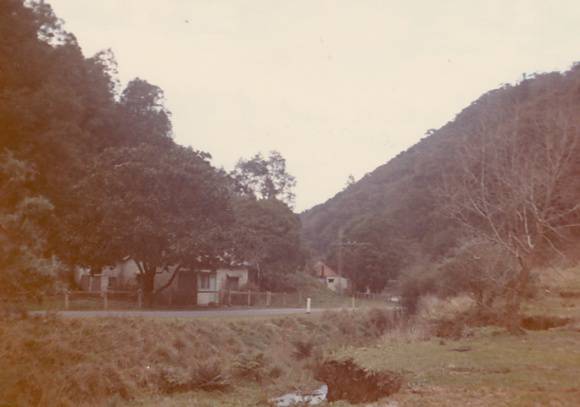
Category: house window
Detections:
[
  {"x1": 328, "y1": 278, "x2": 335, "y2": 283},
  {"x1": 199, "y1": 274, "x2": 210, "y2": 290}
]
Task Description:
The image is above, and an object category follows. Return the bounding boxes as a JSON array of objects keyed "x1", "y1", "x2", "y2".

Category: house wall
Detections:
[
  {"x1": 105, "y1": 259, "x2": 140, "y2": 289},
  {"x1": 75, "y1": 260, "x2": 179, "y2": 293},
  {"x1": 196, "y1": 269, "x2": 249, "y2": 305},
  {"x1": 196, "y1": 271, "x2": 217, "y2": 305},
  {"x1": 326, "y1": 276, "x2": 349, "y2": 293},
  {"x1": 75, "y1": 268, "x2": 111, "y2": 292},
  {"x1": 197, "y1": 291, "x2": 219, "y2": 305},
  {"x1": 75, "y1": 260, "x2": 249, "y2": 306},
  {"x1": 216, "y1": 268, "x2": 248, "y2": 290}
]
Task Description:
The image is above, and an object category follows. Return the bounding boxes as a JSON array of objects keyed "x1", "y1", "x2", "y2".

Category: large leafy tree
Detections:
[
  {"x1": 229, "y1": 151, "x2": 304, "y2": 290},
  {"x1": 64, "y1": 144, "x2": 234, "y2": 306},
  {"x1": 117, "y1": 78, "x2": 173, "y2": 147},
  {"x1": 326, "y1": 241, "x2": 404, "y2": 293},
  {"x1": 231, "y1": 197, "x2": 304, "y2": 290},
  {"x1": 231, "y1": 151, "x2": 297, "y2": 207}
]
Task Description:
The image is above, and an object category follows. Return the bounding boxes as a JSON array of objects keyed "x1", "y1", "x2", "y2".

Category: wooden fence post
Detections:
[
  {"x1": 64, "y1": 290, "x2": 69, "y2": 310},
  {"x1": 103, "y1": 290, "x2": 108, "y2": 310},
  {"x1": 306, "y1": 297, "x2": 311, "y2": 314},
  {"x1": 266, "y1": 291, "x2": 271, "y2": 307}
]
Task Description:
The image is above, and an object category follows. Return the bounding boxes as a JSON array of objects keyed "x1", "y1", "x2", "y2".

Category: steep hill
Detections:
[{"x1": 301, "y1": 65, "x2": 580, "y2": 289}]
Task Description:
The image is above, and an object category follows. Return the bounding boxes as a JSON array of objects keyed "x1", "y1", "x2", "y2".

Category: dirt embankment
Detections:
[
  {"x1": 0, "y1": 308, "x2": 400, "y2": 406},
  {"x1": 316, "y1": 357, "x2": 403, "y2": 403}
]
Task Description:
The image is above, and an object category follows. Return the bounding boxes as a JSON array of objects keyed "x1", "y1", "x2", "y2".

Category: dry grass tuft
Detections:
[{"x1": 416, "y1": 294, "x2": 475, "y2": 322}]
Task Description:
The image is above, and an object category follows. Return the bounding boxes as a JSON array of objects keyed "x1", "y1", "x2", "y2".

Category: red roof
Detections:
[{"x1": 315, "y1": 261, "x2": 338, "y2": 278}]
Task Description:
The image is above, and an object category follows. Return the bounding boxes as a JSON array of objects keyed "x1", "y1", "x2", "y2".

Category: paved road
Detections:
[{"x1": 31, "y1": 307, "x2": 339, "y2": 319}]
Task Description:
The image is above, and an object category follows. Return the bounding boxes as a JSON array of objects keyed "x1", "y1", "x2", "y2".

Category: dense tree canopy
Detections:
[
  {"x1": 0, "y1": 1, "x2": 306, "y2": 302},
  {"x1": 231, "y1": 197, "x2": 304, "y2": 290},
  {"x1": 231, "y1": 151, "x2": 297, "y2": 207},
  {"x1": 62, "y1": 144, "x2": 234, "y2": 304},
  {"x1": 0, "y1": 151, "x2": 56, "y2": 298}
]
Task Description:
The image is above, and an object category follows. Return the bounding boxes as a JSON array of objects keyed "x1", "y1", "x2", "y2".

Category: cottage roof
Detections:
[{"x1": 315, "y1": 261, "x2": 339, "y2": 278}]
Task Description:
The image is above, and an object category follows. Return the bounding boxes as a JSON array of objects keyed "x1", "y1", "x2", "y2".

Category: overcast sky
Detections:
[{"x1": 48, "y1": 0, "x2": 579, "y2": 211}]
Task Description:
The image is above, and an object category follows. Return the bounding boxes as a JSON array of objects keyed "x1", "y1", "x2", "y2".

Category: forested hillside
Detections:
[
  {"x1": 302, "y1": 65, "x2": 580, "y2": 295},
  {"x1": 0, "y1": 0, "x2": 303, "y2": 304}
]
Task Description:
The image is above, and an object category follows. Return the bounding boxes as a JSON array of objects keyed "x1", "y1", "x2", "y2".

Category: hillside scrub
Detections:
[
  {"x1": 0, "y1": 308, "x2": 400, "y2": 406},
  {"x1": 301, "y1": 65, "x2": 580, "y2": 324},
  {"x1": 399, "y1": 240, "x2": 545, "y2": 333}
]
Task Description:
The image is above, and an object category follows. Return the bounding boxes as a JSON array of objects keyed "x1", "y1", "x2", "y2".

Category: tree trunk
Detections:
[
  {"x1": 154, "y1": 265, "x2": 182, "y2": 296},
  {"x1": 504, "y1": 257, "x2": 530, "y2": 334},
  {"x1": 142, "y1": 266, "x2": 156, "y2": 308}
]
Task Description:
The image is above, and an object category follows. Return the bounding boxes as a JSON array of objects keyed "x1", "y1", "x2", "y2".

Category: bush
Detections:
[
  {"x1": 416, "y1": 295, "x2": 475, "y2": 322},
  {"x1": 291, "y1": 336, "x2": 316, "y2": 360},
  {"x1": 262, "y1": 271, "x2": 326, "y2": 293},
  {"x1": 399, "y1": 272, "x2": 438, "y2": 315},
  {"x1": 363, "y1": 308, "x2": 395, "y2": 336}
]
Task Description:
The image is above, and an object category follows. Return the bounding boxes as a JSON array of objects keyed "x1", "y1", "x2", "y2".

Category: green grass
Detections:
[
  {"x1": 330, "y1": 328, "x2": 580, "y2": 402},
  {"x1": 319, "y1": 267, "x2": 580, "y2": 406}
]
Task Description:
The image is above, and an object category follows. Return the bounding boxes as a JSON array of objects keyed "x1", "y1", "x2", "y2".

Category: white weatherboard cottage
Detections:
[{"x1": 75, "y1": 258, "x2": 249, "y2": 306}]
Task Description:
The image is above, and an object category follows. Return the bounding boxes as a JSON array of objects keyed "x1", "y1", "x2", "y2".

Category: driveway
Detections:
[{"x1": 32, "y1": 307, "x2": 337, "y2": 319}]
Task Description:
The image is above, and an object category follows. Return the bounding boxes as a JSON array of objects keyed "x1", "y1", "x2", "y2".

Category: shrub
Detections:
[
  {"x1": 157, "y1": 360, "x2": 230, "y2": 394},
  {"x1": 399, "y1": 272, "x2": 438, "y2": 315},
  {"x1": 291, "y1": 336, "x2": 316, "y2": 360},
  {"x1": 416, "y1": 294, "x2": 475, "y2": 322},
  {"x1": 363, "y1": 307, "x2": 395, "y2": 336}
]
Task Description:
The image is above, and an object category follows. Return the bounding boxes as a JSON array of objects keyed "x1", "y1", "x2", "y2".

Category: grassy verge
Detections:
[
  {"x1": 321, "y1": 267, "x2": 580, "y2": 406},
  {"x1": 4, "y1": 267, "x2": 579, "y2": 406},
  {"x1": 327, "y1": 327, "x2": 580, "y2": 406},
  {"x1": 0, "y1": 307, "x2": 397, "y2": 406}
]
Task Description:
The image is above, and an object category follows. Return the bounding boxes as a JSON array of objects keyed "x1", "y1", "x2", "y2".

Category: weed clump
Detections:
[
  {"x1": 291, "y1": 336, "x2": 316, "y2": 360},
  {"x1": 233, "y1": 352, "x2": 268, "y2": 382},
  {"x1": 157, "y1": 359, "x2": 230, "y2": 393}
]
